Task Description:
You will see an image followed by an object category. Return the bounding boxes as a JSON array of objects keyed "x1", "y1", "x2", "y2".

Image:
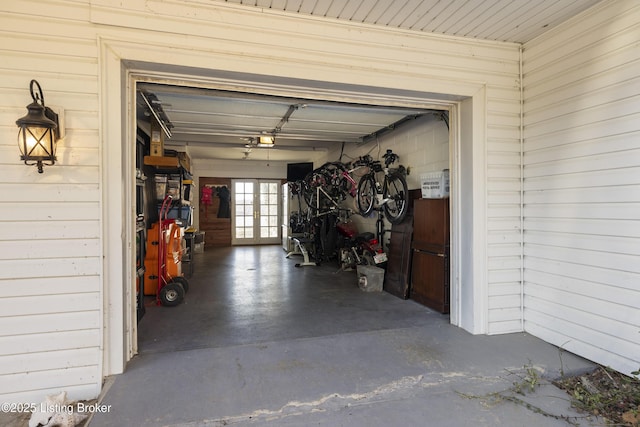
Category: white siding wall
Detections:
[
  {"x1": 0, "y1": 0, "x2": 521, "y2": 402},
  {"x1": 0, "y1": 1, "x2": 103, "y2": 403},
  {"x1": 522, "y1": 0, "x2": 640, "y2": 375}
]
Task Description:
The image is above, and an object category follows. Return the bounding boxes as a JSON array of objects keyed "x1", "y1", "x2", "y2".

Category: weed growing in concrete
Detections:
[
  {"x1": 554, "y1": 366, "x2": 640, "y2": 426},
  {"x1": 456, "y1": 363, "x2": 585, "y2": 426}
]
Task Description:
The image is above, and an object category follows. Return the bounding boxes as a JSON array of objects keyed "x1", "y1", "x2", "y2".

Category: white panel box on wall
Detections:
[{"x1": 420, "y1": 170, "x2": 450, "y2": 198}]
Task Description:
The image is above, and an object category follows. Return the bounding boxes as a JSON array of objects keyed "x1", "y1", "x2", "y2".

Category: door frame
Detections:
[
  {"x1": 100, "y1": 38, "x2": 488, "y2": 378},
  {"x1": 231, "y1": 179, "x2": 282, "y2": 246}
]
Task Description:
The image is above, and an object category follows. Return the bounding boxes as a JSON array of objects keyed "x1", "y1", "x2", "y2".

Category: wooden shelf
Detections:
[{"x1": 144, "y1": 155, "x2": 180, "y2": 169}]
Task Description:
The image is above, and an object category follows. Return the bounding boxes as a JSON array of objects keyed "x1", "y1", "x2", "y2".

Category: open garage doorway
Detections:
[
  {"x1": 132, "y1": 75, "x2": 456, "y2": 357},
  {"x1": 102, "y1": 49, "x2": 487, "y2": 370}
]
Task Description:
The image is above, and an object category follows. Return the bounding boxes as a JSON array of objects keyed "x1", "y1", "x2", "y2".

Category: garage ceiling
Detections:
[
  {"x1": 137, "y1": 83, "x2": 440, "y2": 162},
  {"x1": 139, "y1": 0, "x2": 602, "y2": 164}
]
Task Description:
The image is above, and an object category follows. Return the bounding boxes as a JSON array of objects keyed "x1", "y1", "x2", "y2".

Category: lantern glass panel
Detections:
[{"x1": 19, "y1": 126, "x2": 53, "y2": 157}]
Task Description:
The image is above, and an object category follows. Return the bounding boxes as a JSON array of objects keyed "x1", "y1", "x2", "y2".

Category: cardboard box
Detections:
[
  {"x1": 356, "y1": 265, "x2": 384, "y2": 292},
  {"x1": 420, "y1": 169, "x2": 450, "y2": 198},
  {"x1": 154, "y1": 175, "x2": 167, "y2": 200},
  {"x1": 177, "y1": 152, "x2": 191, "y2": 172},
  {"x1": 150, "y1": 119, "x2": 164, "y2": 157}
]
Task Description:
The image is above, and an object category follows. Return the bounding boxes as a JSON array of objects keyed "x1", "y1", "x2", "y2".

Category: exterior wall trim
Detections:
[{"x1": 99, "y1": 36, "x2": 491, "y2": 372}]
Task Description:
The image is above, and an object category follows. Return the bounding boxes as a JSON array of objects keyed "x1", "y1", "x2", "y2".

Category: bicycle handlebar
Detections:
[
  {"x1": 352, "y1": 150, "x2": 399, "y2": 168},
  {"x1": 382, "y1": 149, "x2": 399, "y2": 166}
]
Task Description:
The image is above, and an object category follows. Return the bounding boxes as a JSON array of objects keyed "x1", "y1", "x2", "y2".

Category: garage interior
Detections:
[{"x1": 134, "y1": 81, "x2": 452, "y2": 354}]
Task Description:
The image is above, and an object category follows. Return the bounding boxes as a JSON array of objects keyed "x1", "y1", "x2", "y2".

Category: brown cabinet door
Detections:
[
  {"x1": 412, "y1": 198, "x2": 449, "y2": 250},
  {"x1": 410, "y1": 250, "x2": 450, "y2": 313}
]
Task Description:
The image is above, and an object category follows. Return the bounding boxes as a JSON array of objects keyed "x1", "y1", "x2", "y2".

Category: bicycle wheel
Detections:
[
  {"x1": 383, "y1": 172, "x2": 408, "y2": 224},
  {"x1": 356, "y1": 175, "x2": 375, "y2": 217}
]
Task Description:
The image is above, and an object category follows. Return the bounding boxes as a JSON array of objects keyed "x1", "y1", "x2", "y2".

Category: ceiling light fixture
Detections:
[
  {"x1": 257, "y1": 135, "x2": 274, "y2": 147},
  {"x1": 244, "y1": 135, "x2": 275, "y2": 148}
]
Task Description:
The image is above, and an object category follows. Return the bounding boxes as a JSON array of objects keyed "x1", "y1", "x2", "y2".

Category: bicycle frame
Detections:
[
  {"x1": 302, "y1": 150, "x2": 407, "y2": 224},
  {"x1": 342, "y1": 164, "x2": 363, "y2": 197},
  {"x1": 354, "y1": 149, "x2": 408, "y2": 225},
  {"x1": 364, "y1": 166, "x2": 396, "y2": 208}
]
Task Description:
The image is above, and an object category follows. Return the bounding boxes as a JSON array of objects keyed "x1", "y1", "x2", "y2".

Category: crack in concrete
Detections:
[
  {"x1": 166, "y1": 374, "x2": 427, "y2": 426},
  {"x1": 162, "y1": 372, "x2": 511, "y2": 427}
]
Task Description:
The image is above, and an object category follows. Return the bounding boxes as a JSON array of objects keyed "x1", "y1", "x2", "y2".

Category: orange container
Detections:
[
  {"x1": 144, "y1": 260, "x2": 158, "y2": 295},
  {"x1": 143, "y1": 221, "x2": 184, "y2": 296},
  {"x1": 145, "y1": 222, "x2": 161, "y2": 260},
  {"x1": 166, "y1": 222, "x2": 182, "y2": 278}
]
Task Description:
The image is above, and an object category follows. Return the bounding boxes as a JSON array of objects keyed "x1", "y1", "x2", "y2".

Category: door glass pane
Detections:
[
  {"x1": 258, "y1": 180, "x2": 279, "y2": 239},
  {"x1": 234, "y1": 181, "x2": 255, "y2": 240}
]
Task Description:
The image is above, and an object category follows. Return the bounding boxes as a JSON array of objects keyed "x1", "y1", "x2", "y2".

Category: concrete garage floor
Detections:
[{"x1": 88, "y1": 245, "x2": 599, "y2": 427}]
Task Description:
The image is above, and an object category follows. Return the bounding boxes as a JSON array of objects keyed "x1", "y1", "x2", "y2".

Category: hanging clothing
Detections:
[
  {"x1": 200, "y1": 186, "x2": 213, "y2": 219},
  {"x1": 217, "y1": 186, "x2": 231, "y2": 218}
]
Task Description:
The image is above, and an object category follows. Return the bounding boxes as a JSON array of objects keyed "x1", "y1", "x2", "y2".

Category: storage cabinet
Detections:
[
  {"x1": 142, "y1": 154, "x2": 193, "y2": 287},
  {"x1": 411, "y1": 250, "x2": 449, "y2": 312},
  {"x1": 412, "y1": 198, "x2": 449, "y2": 251},
  {"x1": 410, "y1": 198, "x2": 450, "y2": 313},
  {"x1": 135, "y1": 138, "x2": 147, "y2": 321}
]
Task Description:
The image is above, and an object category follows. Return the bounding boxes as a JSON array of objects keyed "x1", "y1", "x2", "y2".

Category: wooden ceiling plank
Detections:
[
  {"x1": 410, "y1": 0, "x2": 453, "y2": 32},
  {"x1": 467, "y1": 0, "x2": 530, "y2": 40},
  {"x1": 348, "y1": 0, "x2": 380, "y2": 23},
  {"x1": 383, "y1": 0, "x2": 424, "y2": 28},
  {"x1": 436, "y1": 0, "x2": 496, "y2": 36}
]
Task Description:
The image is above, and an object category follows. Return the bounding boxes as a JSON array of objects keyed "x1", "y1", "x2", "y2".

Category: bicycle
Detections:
[
  {"x1": 302, "y1": 161, "x2": 353, "y2": 213},
  {"x1": 354, "y1": 149, "x2": 409, "y2": 224}
]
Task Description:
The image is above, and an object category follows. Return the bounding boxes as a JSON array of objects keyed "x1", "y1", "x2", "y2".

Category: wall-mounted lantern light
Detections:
[{"x1": 16, "y1": 80, "x2": 60, "y2": 173}]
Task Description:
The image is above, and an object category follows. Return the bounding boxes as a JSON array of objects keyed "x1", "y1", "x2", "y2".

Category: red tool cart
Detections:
[{"x1": 152, "y1": 195, "x2": 189, "y2": 306}]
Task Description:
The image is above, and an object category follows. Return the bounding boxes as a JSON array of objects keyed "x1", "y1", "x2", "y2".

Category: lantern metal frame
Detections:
[{"x1": 16, "y1": 80, "x2": 60, "y2": 173}]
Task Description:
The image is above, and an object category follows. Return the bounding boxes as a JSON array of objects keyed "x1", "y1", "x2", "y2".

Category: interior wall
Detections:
[
  {"x1": 522, "y1": 0, "x2": 640, "y2": 375},
  {"x1": 192, "y1": 159, "x2": 315, "y2": 233},
  {"x1": 198, "y1": 177, "x2": 232, "y2": 248},
  {"x1": 324, "y1": 114, "x2": 449, "y2": 237}
]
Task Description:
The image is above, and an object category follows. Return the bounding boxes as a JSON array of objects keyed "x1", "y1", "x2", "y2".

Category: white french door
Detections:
[{"x1": 232, "y1": 179, "x2": 281, "y2": 245}]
